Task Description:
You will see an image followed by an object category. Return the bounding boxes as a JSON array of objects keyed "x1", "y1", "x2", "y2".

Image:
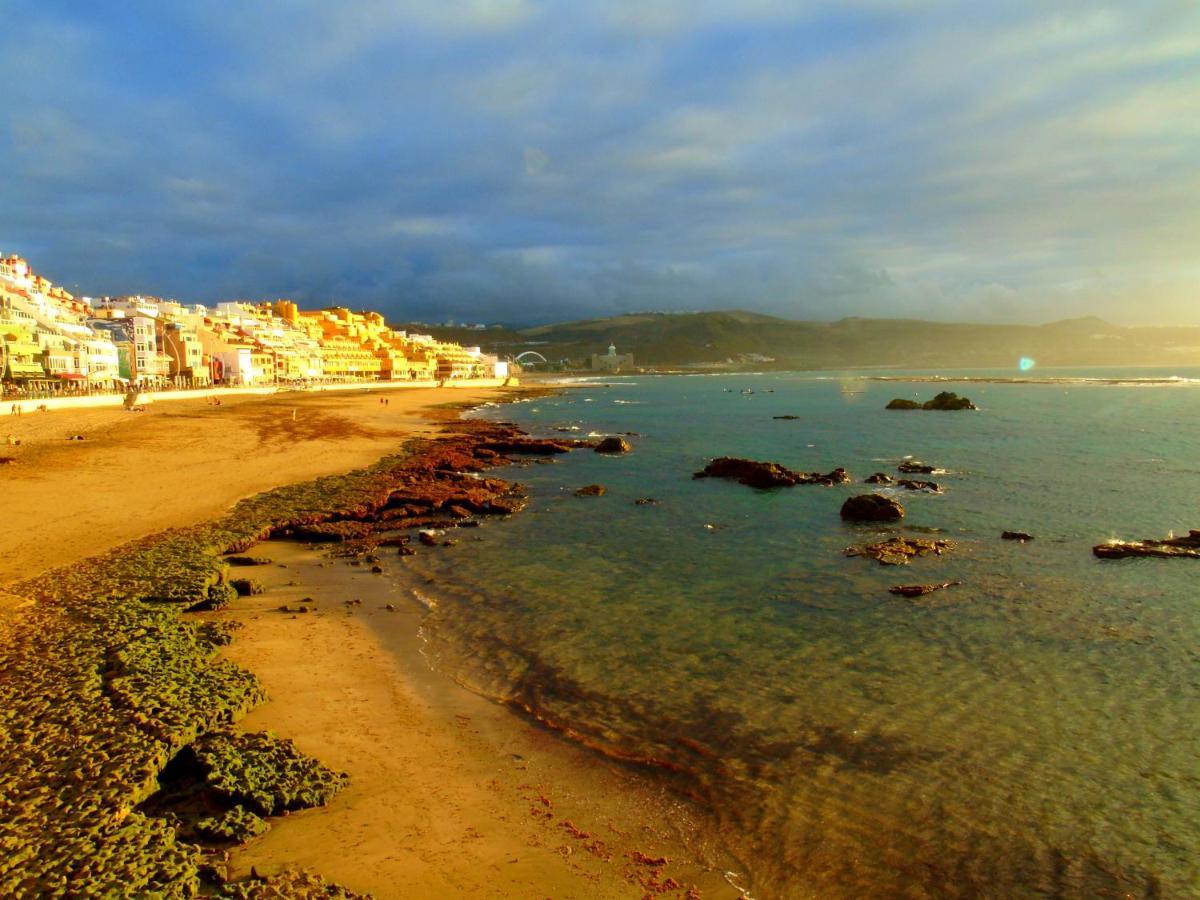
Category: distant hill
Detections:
[{"x1": 396, "y1": 312, "x2": 1200, "y2": 370}]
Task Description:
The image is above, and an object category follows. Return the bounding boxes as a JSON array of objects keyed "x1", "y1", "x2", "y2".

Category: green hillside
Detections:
[{"x1": 396, "y1": 312, "x2": 1200, "y2": 370}]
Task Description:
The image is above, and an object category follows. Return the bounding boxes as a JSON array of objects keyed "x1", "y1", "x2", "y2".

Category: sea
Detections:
[{"x1": 394, "y1": 369, "x2": 1200, "y2": 898}]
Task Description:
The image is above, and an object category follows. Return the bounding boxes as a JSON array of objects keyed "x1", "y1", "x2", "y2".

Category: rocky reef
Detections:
[
  {"x1": 693, "y1": 457, "x2": 850, "y2": 489},
  {"x1": 1093, "y1": 529, "x2": 1200, "y2": 559},
  {"x1": 845, "y1": 535, "x2": 955, "y2": 565},
  {"x1": 0, "y1": 407, "x2": 581, "y2": 895},
  {"x1": 886, "y1": 391, "x2": 977, "y2": 411}
]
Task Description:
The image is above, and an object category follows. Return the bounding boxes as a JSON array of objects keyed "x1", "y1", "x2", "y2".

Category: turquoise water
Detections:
[{"x1": 406, "y1": 371, "x2": 1200, "y2": 898}]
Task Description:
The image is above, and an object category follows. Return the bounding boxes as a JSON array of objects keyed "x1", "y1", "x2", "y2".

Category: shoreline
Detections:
[{"x1": 0, "y1": 385, "x2": 737, "y2": 897}]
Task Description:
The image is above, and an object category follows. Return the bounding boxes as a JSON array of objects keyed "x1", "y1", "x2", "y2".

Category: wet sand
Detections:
[{"x1": 218, "y1": 543, "x2": 740, "y2": 898}]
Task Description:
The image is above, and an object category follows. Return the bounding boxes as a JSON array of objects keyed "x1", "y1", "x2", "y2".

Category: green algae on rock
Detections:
[{"x1": 194, "y1": 731, "x2": 349, "y2": 817}]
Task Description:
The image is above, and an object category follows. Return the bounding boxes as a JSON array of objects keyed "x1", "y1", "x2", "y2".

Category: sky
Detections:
[{"x1": 2, "y1": 1, "x2": 1198, "y2": 326}]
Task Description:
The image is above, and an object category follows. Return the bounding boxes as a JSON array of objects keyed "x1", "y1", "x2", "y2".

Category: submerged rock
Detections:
[
  {"x1": 865, "y1": 473, "x2": 894, "y2": 485},
  {"x1": 634, "y1": 497, "x2": 658, "y2": 505},
  {"x1": 575, "y1": 484, "x2": 607, "y2": 496},
  {"x1": 888, "y1": 581, "x2": 962, "y2": 598},
  {"x1": 896, "y1": 479, "x2": 942, "y2": 493},
  {"x1": 898, "y1": 460, "x2": 939, "y2": 474},
  {"x1": 594, "y1": 436, "x2": 632, "y2": 454},
  {"x1": 840, "y1": 494, "x2": 905, "y2": 522},
  {"x1": 1093, "y1": 529, "x2": 1200, "y2": 559},
  {"x1": 772, "y1": 415, "x2": 801, "y2": 420},
  {"x1": 1002, "y1": 531, "x2": 1035, "y2": 542},
  {"x1": 846, "y1": 535, "x2": 954, "y2": 565}
]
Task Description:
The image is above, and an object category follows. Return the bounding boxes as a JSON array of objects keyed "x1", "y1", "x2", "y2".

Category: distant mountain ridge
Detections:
[{"x1": 397, "y1": 311, "x2": 1200, "y2": 369}]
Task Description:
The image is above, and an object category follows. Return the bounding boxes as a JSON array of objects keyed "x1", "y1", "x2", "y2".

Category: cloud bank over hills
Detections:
[{"x1": 3, "y1": 1, "x2": 1198, "y2": 325}]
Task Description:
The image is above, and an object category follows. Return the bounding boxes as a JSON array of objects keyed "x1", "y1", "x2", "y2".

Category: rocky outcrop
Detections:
[
  {"x1": 925, "y1": 391, "x2": 977, "y2": 410},
  {"x1": 594, "y1": 436, "x2": 632, "y2": 454},
  {"x1": 887, "y1": 392, "x2": 977, "y2": 411},
  {"x1": 865, "y1": 473, "x2": 894, "y2": 485},
  {"x1": 694, "y1": 457, "x2": 803, "y2": 488},
  {"x1": 898, "y1": 460, "x2": 939, "y2": 474},
  {"x1": 575, "y1": 484, "x2": 607, "y2": 496},
  {"x1": 1002, "y1": 531, "x2": 1034, "y2": 542},
  {"x1": 694, "y1": 457, "x2": 851, "y2": 489},
  {"x1": 845, "y1": 535, "x2": 954, "y2": 564},
  {"x1": 840, "y1": 494, "x2": 905, "y2": 522},
  {"x1": 1093, "y1": 529, "x2": 1200, "y2": 559}
]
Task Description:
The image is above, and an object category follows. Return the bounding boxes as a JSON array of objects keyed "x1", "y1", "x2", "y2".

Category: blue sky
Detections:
[{"x1": 3, "y1": 1, "x2": 1198, "y2": 325}]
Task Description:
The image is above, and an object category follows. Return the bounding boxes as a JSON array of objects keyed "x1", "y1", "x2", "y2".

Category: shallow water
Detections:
[{"x1": 403, "y1": 370, "x2": 1200, "y2": 897}]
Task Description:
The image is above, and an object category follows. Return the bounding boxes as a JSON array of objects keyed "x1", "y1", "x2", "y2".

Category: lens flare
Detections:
[{"x1": 1019, "y1": 357, "x2": 1036, "y2": 371}]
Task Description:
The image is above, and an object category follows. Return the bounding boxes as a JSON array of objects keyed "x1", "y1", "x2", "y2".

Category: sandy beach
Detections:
[
  {"x1": 0, "y1": 386, "x2": 736, "y2": 898},
  {"x1": 0, "y1": 386, "x2": 492, "y2": 589}
]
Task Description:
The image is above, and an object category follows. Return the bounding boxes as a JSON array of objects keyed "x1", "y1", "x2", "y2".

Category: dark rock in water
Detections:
[
  {"x1": 229, "y1": 578, "x2": 265, "y2": 597},
  {"x1": 898, "y1": 460, "x2": 939, "y2": 474},
  {"x1": 925, "y1": 391, "x2": 977, "y2": 410},
  {"x1": 865, "y1": 472, "x2": 894, "y2": 485},
  {"x1": 694, "y1": 457, "x2": 802, "y2": 488},
  {"x1": 772, "y1": 415, "x2": 801, "y2": 420},
  {"x1": 846, "y1": 535, "x2": 955, "y2": 565},
  {"x1": 384, "y1": 603, "x2": 396, "y2": 611},
  {"x1": 397, "y1": 546, "x2": 415, "y2": 556},
  {"x1": 801, "y1": 467, "x2": 852, "y2": 486},
  {"x1": 840, "y1": 494, "x2": 905, "y2": 522},
  {"x1": 889, "y1": 581, "x2": 962, "y2": 598},
  {"x1": 575, "y1": 484, "x2": 607, "y2": 496},
  {"x1": 1002, "y1": 531, "x2": 1034, "y2": 542},
  {"x1": 1094, "y1": 529, "x2": 1200, "y2": 559},
  {"x1": 896, "y1": 479, "x2": 943, "y2": 493},
  {"x1": 418, "y1": 531, "x2": 441, "y2": 546},
  {"x1": 695, "y1": 457, "x2": 852, "y2": 489},
  {"x1": 887, "y1": 392, "x2": 977, "y2": 411},
  {"x1": 370, "y1": 565, "x2": 384, "y2": 574},
  {"x1": 635, "y1": 497, "x2": 658, "y2": 505},
  {"x1": 595, "y1": 436, "x2": 632, "y2": 454}
]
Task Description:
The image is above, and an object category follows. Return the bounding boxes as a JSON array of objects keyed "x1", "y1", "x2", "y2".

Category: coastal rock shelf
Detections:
[
  {"x1": 845, "y1": 535, "x2": 955, "y2": 565},
  {"x1": 0, "y1": 407, "x2": 580, "y2": 896},
  {"x1": 1093, "y1": 529, "x2": 1200, "y2": 559},
  {"x1": 693, "y1": 456, "x2": 851, "y2": 489}
]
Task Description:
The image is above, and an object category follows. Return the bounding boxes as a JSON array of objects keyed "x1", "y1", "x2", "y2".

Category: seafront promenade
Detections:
[{"x1": 4, "y1": 376, "x2": 511, "y2": 415}]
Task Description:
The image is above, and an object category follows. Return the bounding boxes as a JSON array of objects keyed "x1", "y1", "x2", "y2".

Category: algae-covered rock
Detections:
[
  {"x1": 220, "y1": 868, "x2": 371, "y2": 899},
  {"x1": 190, "y1": 581, "x2": 240, "y2": 612},
  {"x1": 194, "y1": 731, "x2": 349, "y2": 816},
  {"x1": 225, "y1": 556, "x2": 272, "y2": 566},
  {"x1": 229, "y1": 579, "x2": 265, "y2": 597},
  {"x1": 194, "y1": 806, "x2": 270, "y2": 843}
]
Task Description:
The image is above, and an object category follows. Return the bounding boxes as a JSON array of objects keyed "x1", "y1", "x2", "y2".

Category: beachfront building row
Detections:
[{"x1": 0, "y1": 254, "x2": 507, "y2": 394}]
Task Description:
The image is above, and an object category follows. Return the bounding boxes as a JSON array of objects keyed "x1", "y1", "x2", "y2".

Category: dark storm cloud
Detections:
[{"x1": 3, "y1": 1, "x2": 1199, "y2": 325}]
